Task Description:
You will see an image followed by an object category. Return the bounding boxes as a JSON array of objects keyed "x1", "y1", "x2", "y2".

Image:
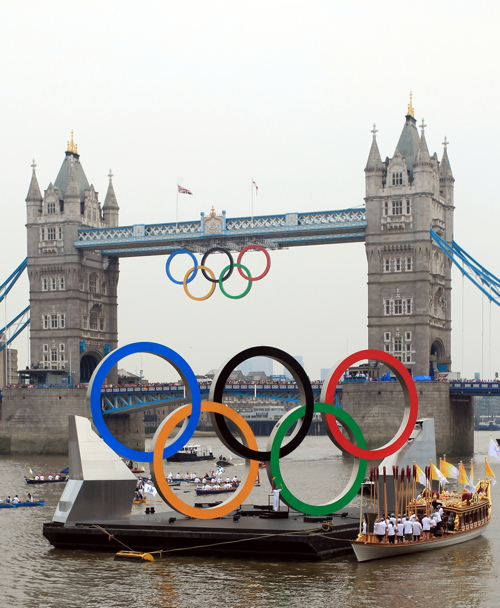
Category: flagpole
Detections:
[
  {"x1": 176, "y1": 187, "x2": 179, "y2": 232},
  {"x1": 251, "y1": 177, "x2": 254, "y2": 226}
]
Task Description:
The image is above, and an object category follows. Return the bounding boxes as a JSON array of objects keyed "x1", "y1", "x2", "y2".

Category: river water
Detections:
[{"x1": 1, "y1": 431, "x2": 499, "y2": 608}]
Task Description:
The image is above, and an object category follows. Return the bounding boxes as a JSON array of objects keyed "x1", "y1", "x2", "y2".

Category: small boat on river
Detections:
[
  {"x1": 195, "y1": 485, "x2": 238, "y2": 496},
  {"x1": 25, "y1": 477, "x2": 67, "y2": 485},
  {"x1": 166, "y1": 444, "x2": 215, "y2": 463},
  {"x1": 0, "y1": 500, "x2": 44, "y2": 508}
]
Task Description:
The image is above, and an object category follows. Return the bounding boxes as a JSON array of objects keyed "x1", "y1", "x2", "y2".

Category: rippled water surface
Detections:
[{"x1": 1, "y1": 433, "x2": 499, "y2": 608}]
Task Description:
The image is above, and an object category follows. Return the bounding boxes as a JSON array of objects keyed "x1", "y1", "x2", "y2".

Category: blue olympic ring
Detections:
[
  {"x1": 165, "y1": 249, "x2": 198, "y2": 285},
  {"x1": 88, "y1": 342, "x2": 202, "y2": 463}
]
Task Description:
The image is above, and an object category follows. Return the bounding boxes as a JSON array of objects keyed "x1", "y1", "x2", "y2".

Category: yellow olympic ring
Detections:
[
  {"x1": 182, "y1": 265, "x2": 216, "y2": 301},
  {"x1": 152, "y1": 401, "x2": 260, "y2": 519}
]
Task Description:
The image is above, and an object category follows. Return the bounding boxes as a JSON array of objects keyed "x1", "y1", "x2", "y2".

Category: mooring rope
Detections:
[{"x1": 91, "y1": 522, "x2": 351, "y2": 558}]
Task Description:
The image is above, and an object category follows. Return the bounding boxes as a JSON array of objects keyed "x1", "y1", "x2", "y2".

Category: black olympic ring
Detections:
[
  {"x1": 208, "y1": 345, "x2": 314, "y2": 461},
  {"x1": 200, "y1": 247, "x2": 234, "y2": 283}
]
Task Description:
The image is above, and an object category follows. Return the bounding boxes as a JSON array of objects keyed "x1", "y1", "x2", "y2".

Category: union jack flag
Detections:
[{"x1": 178, "y1": 185, "x2": 193, "y2": 195}]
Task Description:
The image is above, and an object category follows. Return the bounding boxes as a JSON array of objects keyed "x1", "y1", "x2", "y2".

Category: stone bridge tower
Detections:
[
  {"x1": 25, "y1": 134, "x2": 120, "y2": 384},
  {"x1": 364, "y1": 97, "x2": 455, "y2": 377}
]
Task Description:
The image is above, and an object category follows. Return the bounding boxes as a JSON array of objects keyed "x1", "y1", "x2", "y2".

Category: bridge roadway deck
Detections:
[
  {"x1": 0, "y1": 380, "x2": 492, "y2": 414},
  {"x1": 75, "y1": 208, "x2": 367, "y2": 257},
  {"x1": 97, "y1": 379, "x2": 498, "y2": 415}
]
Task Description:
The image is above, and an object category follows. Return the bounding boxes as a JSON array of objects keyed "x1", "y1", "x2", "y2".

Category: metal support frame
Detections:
[{"x1": 431, "y1": 228, "x2": 500, "y2": 306}]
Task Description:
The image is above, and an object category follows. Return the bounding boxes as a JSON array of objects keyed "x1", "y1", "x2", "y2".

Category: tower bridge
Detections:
[{"x1": 0, "y1": 100, "x2": 494, "y2": 456}]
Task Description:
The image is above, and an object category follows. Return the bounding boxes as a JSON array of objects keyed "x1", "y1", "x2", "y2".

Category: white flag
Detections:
[
  {"x1": 488, "y1": 437, "x2": 500, "y2": 461},
  {"x1": 144, "y1": 483, "x2": 157, "y2": 497}
]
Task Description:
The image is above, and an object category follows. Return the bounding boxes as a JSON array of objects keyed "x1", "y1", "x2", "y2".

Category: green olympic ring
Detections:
[
  {"x1": 218, "y1": 263, "x2": 252, "y2": 299},
  {"x1": 267, "y1": 403, "x2": 367, "y2": 516}
]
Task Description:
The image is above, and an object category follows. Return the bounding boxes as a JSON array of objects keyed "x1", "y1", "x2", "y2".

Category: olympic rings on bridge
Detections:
[
  {"x1": 183, "y1": 265, "x2": 217, "y2": 301},
  {"x1": 201, "y1": 247, "x2": 234, "y2": 283},
  {"x1": 165, "y1": 245, "x2": 271, "y2": 300},
  {"x1": 88, "y1": 342, "x2": 202, "y2": 463},
  {"x1": 152, "y1": 401, "x2": 260, "y2": 519},
  {"x1": 320, "y1": 349, "x2": 419, "y2": 460},
  {"x1": 165, "y1": 249, "x2": 198, "y2": 285},
  {"x1": 90, "y1": 345, "x2": 420, "y2": 518},
  {"x1": 209, "y1": 346, "x2": 314, "y2": 461},
  {"x1": 237, "y1": 245, "x2": 271, "y2": 281}
]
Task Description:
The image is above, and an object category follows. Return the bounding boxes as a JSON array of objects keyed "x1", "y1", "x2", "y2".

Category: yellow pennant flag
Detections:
[
  {"x1": 485, "y1": 459, "x2": 495, "y2": 478},
  {"x1": 458, "y1": 462, "x2": 469, "y2": 485}
]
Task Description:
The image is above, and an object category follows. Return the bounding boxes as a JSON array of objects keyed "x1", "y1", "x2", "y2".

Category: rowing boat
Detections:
[
  {"x1": 25, "y1": 477, "x2": 67, "y2": 485},
  {"x1": 195, "y1": 486, "x2": 238, "y2": 495},
  {"x1": 0, "y1": 500, "x2": 44, "y2": 508}
]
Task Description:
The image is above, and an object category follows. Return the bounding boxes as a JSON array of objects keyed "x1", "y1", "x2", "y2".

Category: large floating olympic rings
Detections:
[
  {"x1": 152, "y1": 401, "x2": 260, "y2": 519},
  {"x1": 90, "y1": 344, "x2": 419, "y2": 518},
  {"x1": 209, "y1": 346, "x2": 314, "y2": 461},
  {"x1": 267, "y1": 403, "x2": 367, "y2": 516},
  {"x1": 88, "y1": 342, "x2": 202, "y2": 463},
  {"x1": 165, "y1": 245, "x2": 270, "y2": 300},
  {"x1": 320, "y1": 349, "x2": 419, "y2": 460}
]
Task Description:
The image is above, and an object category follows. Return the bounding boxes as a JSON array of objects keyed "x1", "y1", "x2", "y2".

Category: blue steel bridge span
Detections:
[
  {"x1": 101, "y1": 382, "x2": 329, "y2": 416},
  {"x1": 74, "y1": 208, "x2": 367, "y2": 257},
  {"x1": 99, "y1": 380, "x2": 500, "y2": 416}
]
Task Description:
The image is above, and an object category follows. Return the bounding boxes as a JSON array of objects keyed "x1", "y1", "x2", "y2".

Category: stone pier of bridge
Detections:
[
  {"x1": 0, "y1": 388, "x2": 144, "y2": 455},
  {"x1": 342, "y1": 382, "x2": 473, "y2": 458}
]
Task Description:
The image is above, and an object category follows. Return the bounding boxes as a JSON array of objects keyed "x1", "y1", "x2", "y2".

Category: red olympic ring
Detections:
[
  {"x1": 236, "y1": 245, "x2": 271, "y2": 281},
  {"x1": 320, "y1": 349, "x2": 418, "y2": 459}
]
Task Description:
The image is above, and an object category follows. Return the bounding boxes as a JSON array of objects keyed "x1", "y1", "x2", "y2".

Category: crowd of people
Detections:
[{"x1": 368, "y1": 507, "x2": 454, "y2": 543}]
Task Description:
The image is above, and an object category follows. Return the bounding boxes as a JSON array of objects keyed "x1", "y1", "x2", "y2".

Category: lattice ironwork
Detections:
[{"x1": 76, "y1": 208, "x2": 368, "y2": 257}]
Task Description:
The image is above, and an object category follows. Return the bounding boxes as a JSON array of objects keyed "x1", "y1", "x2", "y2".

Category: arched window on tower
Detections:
[{"x1": 89, "y1": 273, "x2": 98, "y2": 293}]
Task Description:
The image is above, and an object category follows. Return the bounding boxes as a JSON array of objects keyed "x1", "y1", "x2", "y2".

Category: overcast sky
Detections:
[{"x1": 1, "y1": 1, "x2": 500, "y2": 382}]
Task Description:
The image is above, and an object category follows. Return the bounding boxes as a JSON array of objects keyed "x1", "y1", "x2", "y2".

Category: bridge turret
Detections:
[
  {"x1": 25, "y1": 160, "x2": 43, "y2": 224},
  {"x1": 413, "y1": 120, "x2": 439, "y2": 195},
  {"x1": 103, "y1": 170, "x2": 120, "y2": 227},
  {"x1": 439, "y1": 139, "x2": 454, "y2": 207},
  {"x1": 364, "y1": 124, "x2": 385, "y2": 195}
]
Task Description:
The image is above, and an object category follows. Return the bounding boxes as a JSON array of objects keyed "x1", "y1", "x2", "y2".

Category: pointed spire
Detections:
[
  {"x1": 440, "y1": 137, "x2": 454, "y2": 180},
  {"x1": 407, "y1": 91, "x2": 415, "y2": 118},
  {"x1": 103, "y1": 169, "x2": 119, "y2": 209},
  {"x1": 67, "y1": 130, "x2": 78, "y2": 155},
  {"x1": 414, "y1": 118, "x2": 431, "y2": 163},
  {"x1": 103, "y1": 169, "x2": 120, "y2": 227},
  {"x1": 26, "y1": 159, "x2": 42, "y2": 202},
  {"x1": 365, "y1": 124, "x2": 384, "y2": 171},
  {"x1": 64, "y1": 159, "x2": 79, "y2": 200}
]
